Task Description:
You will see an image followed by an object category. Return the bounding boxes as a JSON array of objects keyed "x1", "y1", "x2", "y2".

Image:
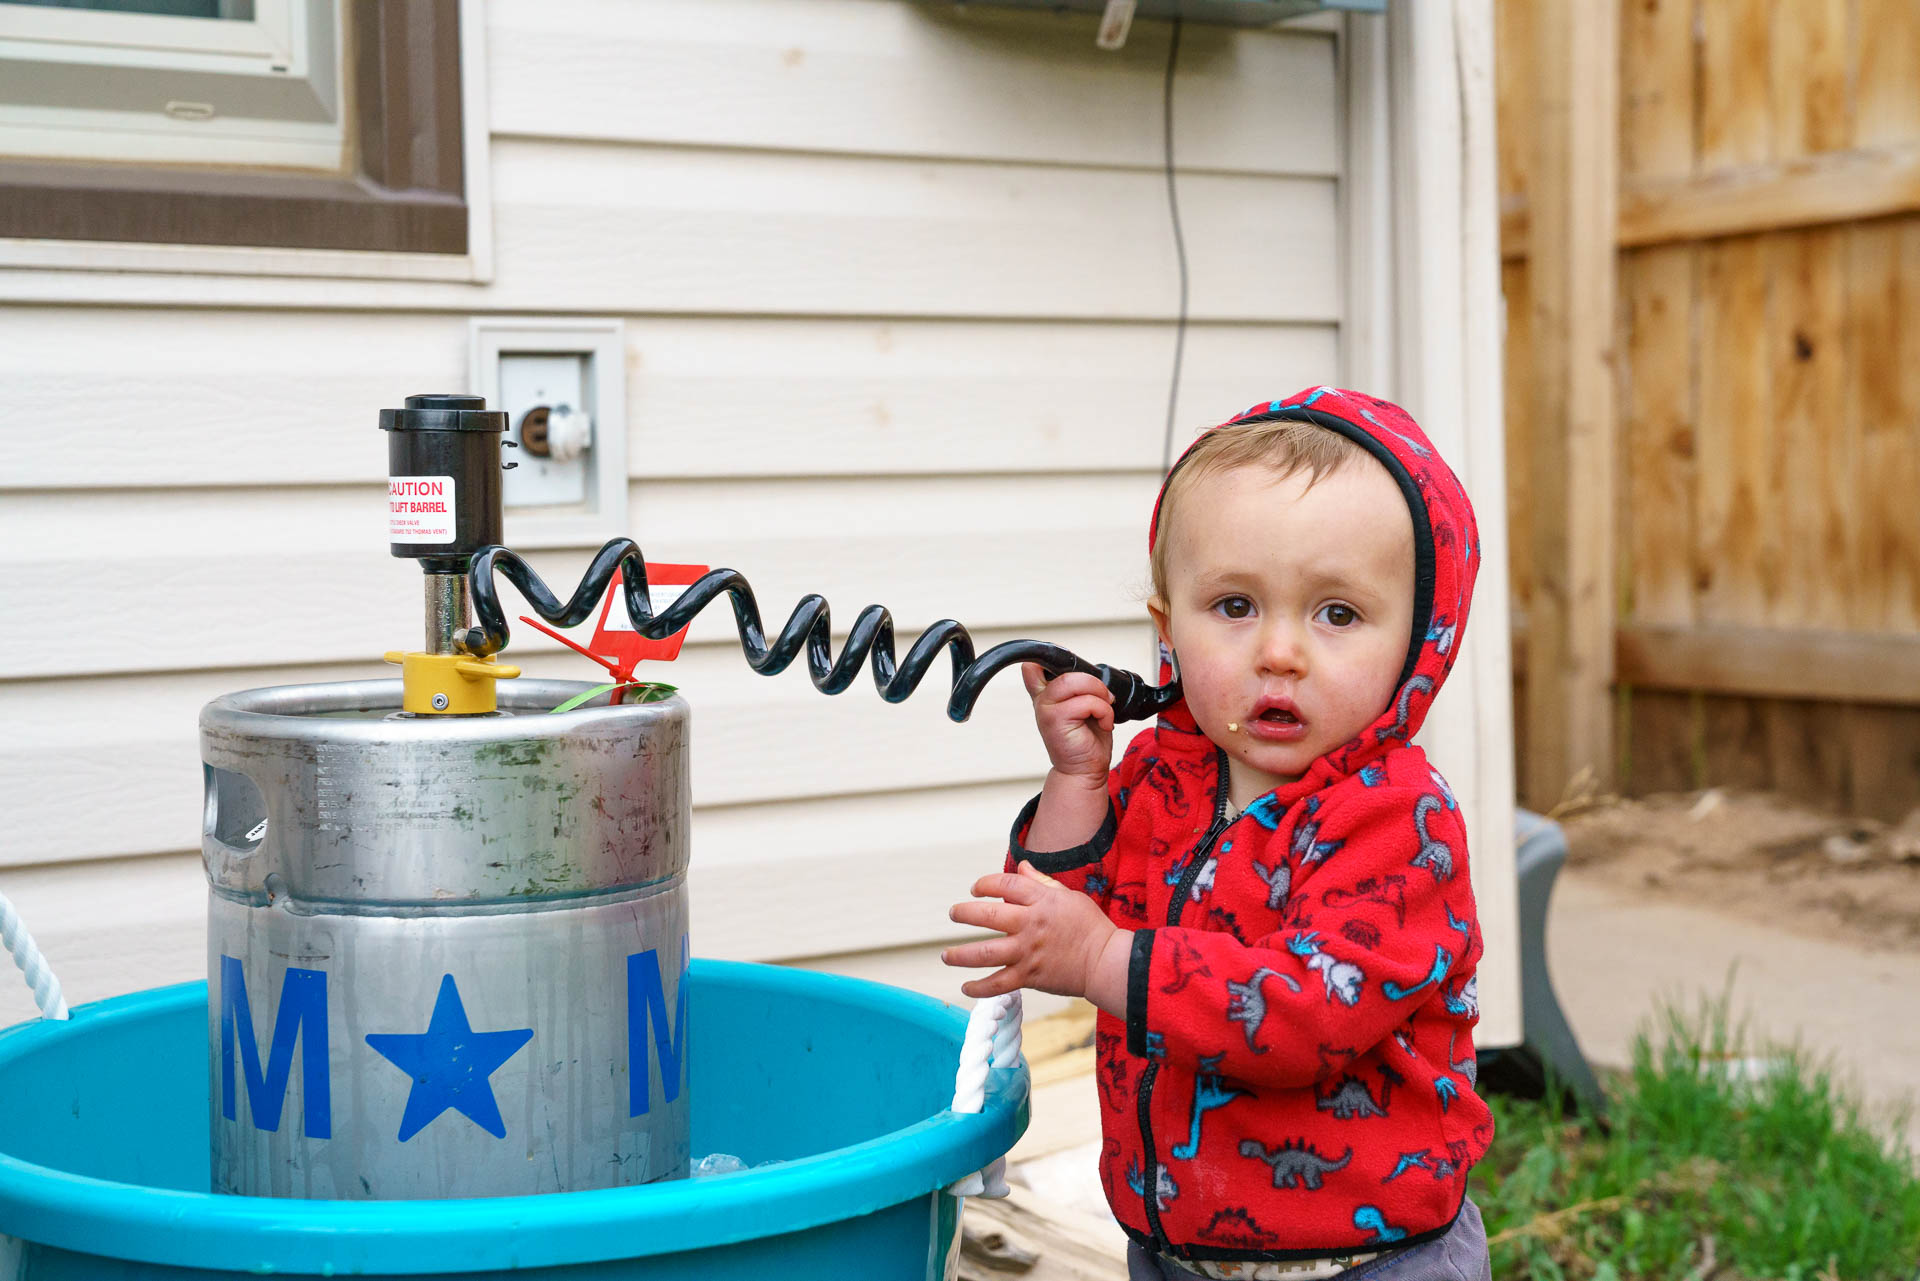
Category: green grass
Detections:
[{"x1": 1469, "y1": 991, "x2": 1920, "y2": 1280}]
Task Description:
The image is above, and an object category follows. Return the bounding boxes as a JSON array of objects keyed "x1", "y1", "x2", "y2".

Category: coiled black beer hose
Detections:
[{"x1": 464, "y1": 538, "x2": 1181, "y2": 724}]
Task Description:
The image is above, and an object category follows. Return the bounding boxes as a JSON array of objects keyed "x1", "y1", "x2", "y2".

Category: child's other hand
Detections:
[
  {"x1": 1022, "y1": 662, "x2": 1114, "y2": 785},
  {"x1": 943, "y1": 862, "x2": 1119, "y2": 1001}
]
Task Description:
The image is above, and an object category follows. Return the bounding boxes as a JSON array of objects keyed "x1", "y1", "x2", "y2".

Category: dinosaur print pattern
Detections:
[
  {"x1": 1225, "y1": 966, "x2": 1301, "y2": 1052},
  {"x1": 1250, "y1": 857, "x2": 1291, "y2": 909},
  {"x1": 1353, "y1": 1206, "x2": 1408, "y2": 1244},
  {"x1": 1245, "y1": 794, "x2": 1286, "y2": 830},
  {"x1": 1444, "y1": 975, "x2": 1479, "y2": 1019},
  {"x1": 1382, "y1": 1149, "x2": 1457, "y2": 1182},
  {"x1": 1375, "y1": 675, "x2": 1434, "y2": 744},
  {"x1": 1410, "y1": 795, "x2": 1455, "y2": 881},
  {"x1": 1287, "y1": 930, "x2": 1364, "y2": 1005},
  {"x1": 1159, "y1": 936, "x2": 1214, "y2": 995},
  {"x1": 1315, "y1": 1064, "x2": 1401, "y2": 1120},
  {"x1": 1381, "y1": 944, "x2": 1453, "y2": 1001},
  {"x1": 1239, "y1": 1139, "x2": 1353, "y2": 1190},
  {"x1": 1127, "y1": 1158, "x2": 1178, "y2": 1211},
  {"x1": 1171, "y1": 1053, "x2": 1249, "y2": 1160},
  {"x1": 1322, "y1": 874, "x2": 1409, "y2": 926},
  {"x1": 1291, "y1": 804, "x2": 1344, "y2": 866}
]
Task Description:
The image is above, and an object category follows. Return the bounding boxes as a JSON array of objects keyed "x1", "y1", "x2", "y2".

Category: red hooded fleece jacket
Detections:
[{"x1": 1006, "y1": 387, "x2": 1492, "y2": 1264}]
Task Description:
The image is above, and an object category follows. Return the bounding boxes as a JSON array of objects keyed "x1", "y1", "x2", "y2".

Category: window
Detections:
[{"x1": 0, "y1": 0, "x2": 468, "y2": 255}]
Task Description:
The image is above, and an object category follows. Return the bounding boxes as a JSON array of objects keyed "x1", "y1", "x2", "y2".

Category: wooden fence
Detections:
[{"x1": 1500, "y1": 0, "x2": 1920, "y2": 819}]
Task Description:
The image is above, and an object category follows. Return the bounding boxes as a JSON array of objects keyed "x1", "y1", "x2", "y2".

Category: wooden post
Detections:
[{"x1": 1524, "y1": 0, "x2": 1619, "y2": 809}]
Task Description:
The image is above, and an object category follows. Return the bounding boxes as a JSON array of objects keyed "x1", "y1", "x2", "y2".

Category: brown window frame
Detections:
[{"x1": 0, "y1": 1, "x2": 466, "y2": 256}]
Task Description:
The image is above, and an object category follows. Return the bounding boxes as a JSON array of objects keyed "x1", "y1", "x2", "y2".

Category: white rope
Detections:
[
  {"x1": 947, "y1": 990, "x2": 1022, "y2": 1198},
  {"x1": 0, "y1": 889, "x2": 67, "y2": 1020}
]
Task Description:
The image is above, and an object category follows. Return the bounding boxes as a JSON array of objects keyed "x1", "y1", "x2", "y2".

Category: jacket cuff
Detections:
[
  {"x1": 1008, "y1": 792, "x2": 1117, "y2": 874},
  {"x1": 1125, "y1": 928, "x2": 1156, "y2": 1057}
]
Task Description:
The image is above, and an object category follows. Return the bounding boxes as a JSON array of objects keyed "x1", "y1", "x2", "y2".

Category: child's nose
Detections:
[{"x1": 1255, "y1": 621, "x2": 1307, "y2": 676}]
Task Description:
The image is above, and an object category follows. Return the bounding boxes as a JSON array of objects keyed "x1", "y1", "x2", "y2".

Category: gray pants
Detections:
[{"x1": 1126, "y1": 1198, "x2": 1491, "y2": 1281}]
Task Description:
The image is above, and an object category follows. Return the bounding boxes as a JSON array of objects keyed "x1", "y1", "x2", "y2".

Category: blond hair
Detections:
[{"x1": 1149, "y1": 420, "x2": 1367, "y2": 603}]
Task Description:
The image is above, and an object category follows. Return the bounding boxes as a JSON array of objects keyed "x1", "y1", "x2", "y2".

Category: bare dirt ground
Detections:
[{"x1": 1556, "y1": 789, "x2": 1920, "y2": 956}]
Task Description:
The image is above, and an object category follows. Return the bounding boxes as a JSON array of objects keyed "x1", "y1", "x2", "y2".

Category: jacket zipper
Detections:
[{"x1": 1137, "y1": 746, "x2": 1232, "y2": 1249}]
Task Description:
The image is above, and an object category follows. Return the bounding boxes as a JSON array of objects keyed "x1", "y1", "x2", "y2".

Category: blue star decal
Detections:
[{"x1": 365, "y1": 974, "x2": 534, "y2": 1142}]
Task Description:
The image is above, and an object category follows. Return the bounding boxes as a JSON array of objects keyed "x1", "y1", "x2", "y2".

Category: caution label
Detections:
[{"x1": 389, "y1": 476, "x2": 456, "y2": 543}]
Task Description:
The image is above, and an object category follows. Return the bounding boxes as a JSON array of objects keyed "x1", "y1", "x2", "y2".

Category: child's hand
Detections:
[
  {"x1": 1022, "y1": 662, "x2": 1115, "y2": 785},
  {"x1": 943, "y1": 862, "x2": 1128, "y2": 1009}
]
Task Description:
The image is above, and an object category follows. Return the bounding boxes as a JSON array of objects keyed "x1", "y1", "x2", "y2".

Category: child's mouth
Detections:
[{"x1": 1242, "y1": 704, "x2": 1307, "y2": 741}]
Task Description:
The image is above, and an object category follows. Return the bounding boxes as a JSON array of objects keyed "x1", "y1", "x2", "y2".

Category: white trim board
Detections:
[{"x1": 1339, "y1": 3, "x2": 1520, "y2": 1049}]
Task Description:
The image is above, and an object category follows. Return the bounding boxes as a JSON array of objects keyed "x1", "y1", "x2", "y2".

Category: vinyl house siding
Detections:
[{"x1": 1, "y1": 1, "x2": 1517, "y2": 1039}]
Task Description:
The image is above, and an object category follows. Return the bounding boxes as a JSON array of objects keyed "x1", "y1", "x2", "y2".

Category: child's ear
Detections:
[
  {"x1": 1146, "y1": 597, "x2": 1179, "y2": 679},
  {"x1": 1146, "y1": 596, "x2": 1172, "y2": 650}
]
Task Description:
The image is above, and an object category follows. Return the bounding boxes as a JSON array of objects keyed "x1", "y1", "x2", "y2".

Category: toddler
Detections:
[{"x1": 944, "y1": 388, "x2": 1494, "y2": 1280}]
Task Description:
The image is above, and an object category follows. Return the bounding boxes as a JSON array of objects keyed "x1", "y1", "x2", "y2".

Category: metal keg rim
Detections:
[{"x1": 202, "y1": 678, "x2": 685, "y2": 746}]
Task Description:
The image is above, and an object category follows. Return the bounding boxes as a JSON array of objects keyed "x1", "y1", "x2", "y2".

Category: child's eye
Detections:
[
  {"x1": 1318, "y1": 603, "x2": 1360, "y2": 628},
  {"x1": 1212, "y1": 596, "x2": 1254, "y2": 620}
]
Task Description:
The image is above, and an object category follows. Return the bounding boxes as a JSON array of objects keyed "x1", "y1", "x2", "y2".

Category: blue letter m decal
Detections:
[
  {"x1": 220, "y1": 955, "x2": 330, "y2": 1138},
  {"x1": 627, "y1": 942, "x2": 687, "y2": 1116}
]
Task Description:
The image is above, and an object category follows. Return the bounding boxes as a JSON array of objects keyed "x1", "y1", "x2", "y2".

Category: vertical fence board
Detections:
[
  {"x1": 1622, "y1": 245, "x2": 1699, "y2": 625},
  {"x1": 1508, "y1": 0, "x2": 1920, "y2": 820},
  {"x1": 1699, "y1": 0, "x2": 1774, "y2": 167},
  {"x1": 1845, "y1": 222, "x2": 1901, "y2": 629},
  {"x1": 1695, "y1": 235, "x2": 1776, "y2": 625},
  {"x1": 1621, "y1": 0, "x2": 1697, "y2": 181},
  {"x1": 1503, "y1": 258, "x2": 1534, "y2": 619},
  {"x1": 1853, "y1": 0, "x2": 1920, "y2": 147},
  {"x1": 1626, "y1": 689, "x2": 1702, "y2": 794},
  {"x1": 1771, "y1": 0, "x2": 1850, "y2": 159},
  {"x1": 1890, "y1": 221, "x2": 1920, "y2": 631}
]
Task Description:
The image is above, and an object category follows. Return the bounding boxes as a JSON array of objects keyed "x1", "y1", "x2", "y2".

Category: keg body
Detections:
[{"x1": 201, "y1": 680, "x2": 689, "y2": 1200}]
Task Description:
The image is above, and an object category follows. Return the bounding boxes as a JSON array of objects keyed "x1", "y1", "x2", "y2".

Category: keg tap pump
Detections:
[
  {"x1": 380, "y1": 394, "x2": 522, "y2": 715},
  {"x1": 377, "y1": 391, "x2": 1183, "y2": 723}
]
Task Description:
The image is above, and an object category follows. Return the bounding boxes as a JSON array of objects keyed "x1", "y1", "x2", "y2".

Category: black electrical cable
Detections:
[
  {"x1": 464, "y1": 539, "x2": 1183, "y2": 725},
  {"x1": 1160, "y1": 16, "x2": 1188, "y2": 476}
]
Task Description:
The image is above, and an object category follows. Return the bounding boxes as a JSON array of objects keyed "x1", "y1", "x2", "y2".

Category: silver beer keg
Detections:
[{"x1": 202, "y1": 679, "x2": 690, "y2": 1199}]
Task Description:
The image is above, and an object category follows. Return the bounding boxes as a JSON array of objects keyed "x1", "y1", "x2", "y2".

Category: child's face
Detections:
[{"x1": 1148, "y1": 458, "x2": 1414, "y2": 802}]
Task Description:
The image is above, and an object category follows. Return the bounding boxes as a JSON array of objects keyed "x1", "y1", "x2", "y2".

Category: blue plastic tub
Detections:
[{"x1": 0, "y1": 960, "x2": 1027, "y2": 1279}]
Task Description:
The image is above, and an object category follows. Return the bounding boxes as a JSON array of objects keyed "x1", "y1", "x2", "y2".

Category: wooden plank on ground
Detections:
[
  {"x1": 962, "y1": 1184, "x2": 1126, "y2": 1281},
  {"x1": 1521, "y1": 0, "x2": 1619, "y2": 808}
]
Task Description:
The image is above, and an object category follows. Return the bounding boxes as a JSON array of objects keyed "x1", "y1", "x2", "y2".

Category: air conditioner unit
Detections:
[{"x1": 932, "y1": 0, "x2": 1384, "y2": 28}]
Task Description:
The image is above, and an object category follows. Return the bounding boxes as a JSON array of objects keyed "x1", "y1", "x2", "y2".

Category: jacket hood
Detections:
[{"x1": 1147, "y1": 385, "x2": 1480, "y2": 782}]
